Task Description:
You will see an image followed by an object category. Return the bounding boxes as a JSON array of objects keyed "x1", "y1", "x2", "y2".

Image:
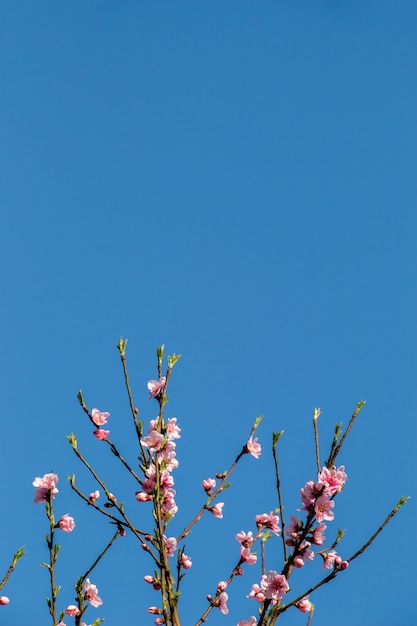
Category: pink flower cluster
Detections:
[
  {"x1": 278, "y1": 465, "x2": 349, "y2": 577},
  {"x1": 248, "y1": 570, "x2": 289, "y2": 605},
  {"x1": 236, "y1": 531, "x2": 257, "y2": 565},
  {"x1": 255, "y1": 511, "x2": 281, "y2": 535},
  {"x1": 92, "y1": 408, "x2": 111, "y2": 440},
  {"x1": 137, "y1": 413, "x2": 181, "y2": 521}
]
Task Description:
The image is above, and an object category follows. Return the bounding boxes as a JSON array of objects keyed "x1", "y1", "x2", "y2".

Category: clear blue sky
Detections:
[{"x1": 1, "y1": 2, "x2": 415, "y2": 625}]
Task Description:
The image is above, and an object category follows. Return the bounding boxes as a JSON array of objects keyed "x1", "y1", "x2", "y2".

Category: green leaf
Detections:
[
  {"x1": 66, "y1": 432, "x2": 78, "y2": 449},
  {"x1": 77, "y1": 389, "x2": 85, "y2": 406},
  {"x1": 272, "y1": 430, "x2": 284, "y2": 448},
  {"x1": 253, "y1": 415, "x2": 264, "y2": 428},
  {"x1": 354, "y1": 400, "x2": 366, "y2": 415},
  {"x1": 333, "y1": 422, "x2": 342, "y2": 442},
  {"x1": 167, "y1": 353, "x2": 182, "y2": 368},
  {"x1": 13, "y1": 546, "x2": 25, "y2": 563},
  {"x1": 398, "y1": 495, "x2": 410, "y2": 507},
  {"x1": 116, "y1": 337, "x2": 128, "y2": 356}
]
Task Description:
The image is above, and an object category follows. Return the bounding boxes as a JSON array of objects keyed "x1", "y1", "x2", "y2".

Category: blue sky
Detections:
[{"x1": 1, "y1": 2, "x2": 415, "y2": 625}]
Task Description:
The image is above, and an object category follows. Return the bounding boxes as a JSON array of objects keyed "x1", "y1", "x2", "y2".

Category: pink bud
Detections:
[
  {"x1": 57, "y1": 513, "x2": 75, "y2": 533},
  {"x1": 94, "y1": 429, "x2": 110, "y2": 440},
  {"x1": 136, "y1": 491, "x2": 151, "y2": 502},
  {"x1": 65, "y1": 605, "x2": 80, "y2": 616},
  {"x1": 0, "y1": 597, "x2": 10, "y2": 605}
]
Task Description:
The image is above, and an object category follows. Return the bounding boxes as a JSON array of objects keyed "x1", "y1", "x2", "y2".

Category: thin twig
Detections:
[
  {"x1": 348, "y1": 496, "x2": 409, "y2": 563},
  {"x1": 313, "y1": 408, "x2": 321, "y2": 474},
  {"x1": 79, "y1": 528, "x2": 121, "y2": 583},
  {"x1": 327, "y1": 401, "x2": 365, "y2": 467},
  {"x1": 272, "y1": 431, "x2": 287, "y2": 562},
  {"x1": 0, "y1": 547, "x2": 25, "y2": 591}
]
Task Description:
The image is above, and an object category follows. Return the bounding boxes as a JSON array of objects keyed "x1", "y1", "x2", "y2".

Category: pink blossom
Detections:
[
  {"x1": 312, "y1": 522, "x2": 327, "y2": 545},
  {"x1": 246, "y1": 436, "x2": 262, "y2": 459},
  {"x1": 161, "y1": 488, "x2": 178, "y2": 518},
  {"x1": 247, "y1": 583, "x2": 265, "y2": 603},
  {"x1": 165, "y1": 418, "x2": 181, "y2": 439},
  {"x1": 154, "y1": 619, "x2": 165, "y2": 626},
  {"x1": 217, "y1": 581, "x2": 228, "y2": 591},
  {"x1": 163, "y1": 535, "x2": 177, "y2": 556},
  {"x1": 65, "y1": 605, "x2": 80, "y2": 616},
  {"x1": 314, "y1": 495, "x2": 335, "y2": 522},
  {"x1": 160, "y1": 469, "x2": 175, "y2": 490},
  {"x1": 181, "y1": 553, "x2": 192, "y2": 569},
  {"x1": 141, "y1": 429, "x2": 165, "y2": 452},
  {"x1": 236, "y1": 530, "x2": 254, "y2": 548},
  {"x1": 57, "y1": 514, "x2": 75, "y2": 533},
  {"x1": 285, "y1": 516, "x2": 302, "y2": 544},
  {"x1": 297, "y1": 596, "x2": 312, "y2": 613},
  {"x1": 202, "y1": 478, "x2": 216, "y2": 492},
  {"x1": 255, "y1": 511, "x2": 280, "y2": 535},
  {"x1": 33, "y1": 472, "x2": 59, "y2": 503},
  {"x1": 93, "y1": 429, "x2": 110, "y2": 440},
  {"x1": 0, "y1": 597, "x2": 10, "y2": 605},
  {"x1": 84, "y1": 579, "x2": 102, "y2": 608},
  {"x1": 322, "y1": 550, "x2": 338, "y2": 570},
  {"x1": 237, "y1": 618, "x2": 257, "y2": 626},
  {"x1": 142, "y1": 476, "x2": 156, "y2": 494},
  {"x1": 260, "y1": 571, "x2": 289, "y2": 602},
  {"x1": 218, "y1": 591, "x2": 228, "y2": 614},
  {"x1": 148, "y1": 377, "x2": 166, "y2": 398},
  {"x1": 209, "y1": 502, "x2": 224, "y2": 518},
  {"x1": 89, "y1": 490, "x2": 100, "y2": 502},
  {"x1": 292, "y1": 541, "x2": 314, "y2": 568},
  {"x1": 240, "y1": 547, "x2": 257, "y2": 565},
  {"x1": 318, "y1": 465, "x2": 347, "y2": 495},
  {"x1": 160, "y1": 448, "x2": 178, "y2": 472},
  {"x1": 91, "y1": 408, "x2": 110, "y2": 426},
  {"x1": 300, "y1": 480, "x2": 320, "y2": 510}
]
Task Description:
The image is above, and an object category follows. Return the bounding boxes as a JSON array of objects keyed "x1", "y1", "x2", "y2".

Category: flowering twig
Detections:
[
  {"x1": 67, "y1": 435, "x2": 149, "y2": 545},
  {"x1": 73, "y1": 528, "x2": 121, "y2": 625},
  {"x1": 44, "y1": 489, "x2": 59, "y2": 626},
  {"x1": 272, "y1": 430, "x2": 286, "y2": 562},
  {"x1": 177, "y1": 417, "x2": 263, "y2": 543}
]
